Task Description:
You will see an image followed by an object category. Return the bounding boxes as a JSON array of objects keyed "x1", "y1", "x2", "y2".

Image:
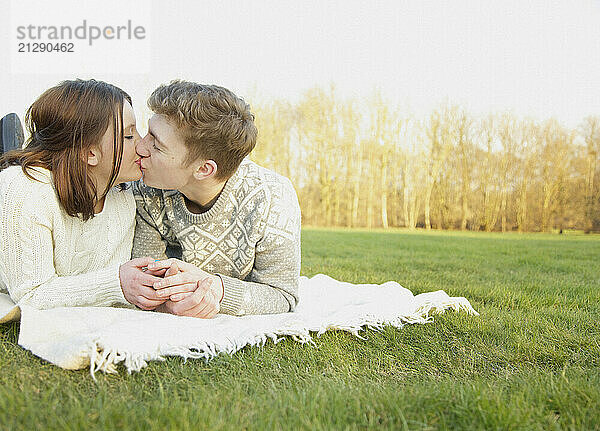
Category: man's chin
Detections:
[
  {"x1": 141, "y1": 172, "x2": 153, "y2": 187},
  {"x1": 141, "y1": 173, "x2": 169, "y2": 189}
]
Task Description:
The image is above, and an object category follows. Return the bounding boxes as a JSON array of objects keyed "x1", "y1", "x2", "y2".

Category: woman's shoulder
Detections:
[
  {"x1": 0, "y1": 166, "x2": 54, "y2": 199},
  {"x1": 0, "y1": 166, "x2": 59, "y2": 222},
  {"x1": 107, "y1": 184, "x2": 136, "y2": 209}
]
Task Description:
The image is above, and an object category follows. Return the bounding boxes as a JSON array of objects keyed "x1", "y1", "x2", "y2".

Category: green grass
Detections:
[{"x1": 1, "y1": 228, "x2": 599, "y2": 430}]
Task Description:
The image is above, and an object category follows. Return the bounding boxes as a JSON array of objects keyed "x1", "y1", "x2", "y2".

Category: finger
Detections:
[
  {"x1": 182, "y1": 291, "x2": 214, "y2": 317},
  {"x1": 147, "y1": 258, "x2": 179, "y2": 271},
  {"x1": 134, "y1": 284, "x2": 165, "y2": 301},
  {"x1": 138, "y1": 272, "x2": 164, "y2": 287},
  {"x1": 197, "y1": 291, "x2": 220, "y2": 318},
  {"x1": 173, "y1": 279, "x2": 211, "y2": 313},
  {"x1": 154, "y1": 272, "x2": 198, "y2": 289},
  {"x1": 149, "y1": 258, "x2": 198, "y2": 273},
  {"x1": 164, "y1": 262, "x2": 180, "y2": 277},
  {"x1": 171, "y1": 260, "x2": 196, "y2": 272},
  {"x1": 129, "y1": 256, "x2": 157, "y2": 268},
  {"x1": 204, "y1": 308, "x2": 219, "y2": 319},
  {"x1": 139, "y1": 296, "x2": 166, "y2": 308},
  {"x1": 170, "y1": 292, "x2": 194, "y2": 302},
  {"x1": 193, "y1": 293, "x2": 219, "y2": 318},
  {"x1": 155, "y1": 282, "x2": 197, "y2": 298},
  {"x1": 173, "y1": 295, "x2": 207, "y2": 315},
  {"x1": 144, "y1": 268, "x2": 167, "y2": 277},
  {"x1": 137, "y1": 296, "x2": 165, "y2": 310},
  {"x1": 191, "y1": 300, "x2": 213, "y2": 318}
]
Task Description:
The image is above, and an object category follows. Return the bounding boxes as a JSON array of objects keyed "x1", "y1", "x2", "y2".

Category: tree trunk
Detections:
[
  {"x1": 366, "y1": 149, "x2": 375, "y2": 228},
  {"x1": 424, "y1": 187, "x2": 432, "y2": 230},
  {"x1": 585, "y1": 154, "x2": 597, "y2": 233},
  {"x1": 403, "y1": 168, "x2": 410, "y2": 228},
  {"x1": 517, "y1": 179, "x2": 528, "y2": 232},
  {"x1": 500, "y1": 188, "x2": 507, "y2": 233},
  {"x1": 381, "y1": 157, "x2": 389, "y2": 229}
]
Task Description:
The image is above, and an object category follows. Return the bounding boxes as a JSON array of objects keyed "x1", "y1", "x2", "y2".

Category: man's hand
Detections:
[
  {"x1": 119, "y1": 257, "x2": 167, "y2": 310},
  {"x1": 156, "y1": 277, "x2": 220, "y2": 318},
  {"x1": 148, "y1": 258, "x2": 224, "y2": 318}
]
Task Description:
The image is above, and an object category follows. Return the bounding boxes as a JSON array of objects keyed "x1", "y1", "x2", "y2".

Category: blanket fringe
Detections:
[{"x1": 86, "y1": 296, "x2": 477, "y2": 379}]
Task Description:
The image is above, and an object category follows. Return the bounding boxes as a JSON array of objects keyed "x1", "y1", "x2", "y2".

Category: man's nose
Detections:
[{"x1": 136, "y1": 135, "x2": 150, "y2": 157}]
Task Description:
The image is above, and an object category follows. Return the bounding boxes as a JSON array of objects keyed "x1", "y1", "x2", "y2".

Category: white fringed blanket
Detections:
[{"x1": 0, "y1": 274, "x2": 478, "y2": 379}]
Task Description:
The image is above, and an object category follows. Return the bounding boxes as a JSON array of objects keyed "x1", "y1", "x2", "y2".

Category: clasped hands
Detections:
[{"x1": 119, "y1": 257, "x2": 224, "y2": 319}]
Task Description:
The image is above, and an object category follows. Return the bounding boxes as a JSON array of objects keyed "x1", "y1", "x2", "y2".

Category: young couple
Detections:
[{"x1": 0, "y1": 79, "x2": 301, "y2": 319}]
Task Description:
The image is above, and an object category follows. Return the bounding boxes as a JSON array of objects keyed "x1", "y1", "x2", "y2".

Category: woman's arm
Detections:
[{"x1": 0, "y1": 182, "x2": 130, "y2": 309}]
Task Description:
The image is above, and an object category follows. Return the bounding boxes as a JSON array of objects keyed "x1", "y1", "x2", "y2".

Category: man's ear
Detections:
[
  {"x1": 193, "y1": 160, "x2": 218, "y2": 180},
  {"x1": 86, "y1": 146, "x2": 101, "y2": 167}
]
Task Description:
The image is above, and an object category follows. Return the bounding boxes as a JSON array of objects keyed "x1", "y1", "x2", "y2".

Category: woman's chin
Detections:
[{"x1": 118, "y1": 170, "x2": 143, "y2": 183}]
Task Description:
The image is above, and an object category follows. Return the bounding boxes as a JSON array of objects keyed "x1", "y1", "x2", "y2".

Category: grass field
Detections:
[{"x1": 1, "y1": 228, "x2": 599, "y2": 430}]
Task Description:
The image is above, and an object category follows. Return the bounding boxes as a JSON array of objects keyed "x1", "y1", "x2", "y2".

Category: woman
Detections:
[{"x1": 0, "y1": 79, "x2": 164, "y2": 311}]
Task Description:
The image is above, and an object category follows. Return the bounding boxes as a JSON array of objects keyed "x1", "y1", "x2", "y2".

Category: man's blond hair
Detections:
[{"x1": 148, "y1": 80, "x2": 258, "y2": 180}]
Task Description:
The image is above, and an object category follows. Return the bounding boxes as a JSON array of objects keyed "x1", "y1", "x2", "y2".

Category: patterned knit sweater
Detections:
[
  {"x1": 0, "y1": 166, "x2": 135, "y2": 309},
  {"x1": 131, "y1": 159, "x2": 302, "y2": 316}
]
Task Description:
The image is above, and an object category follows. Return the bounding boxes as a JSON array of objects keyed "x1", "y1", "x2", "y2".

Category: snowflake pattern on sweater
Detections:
[{"x1": 132, "y1": 159, "x2": 301, "y2": 316}]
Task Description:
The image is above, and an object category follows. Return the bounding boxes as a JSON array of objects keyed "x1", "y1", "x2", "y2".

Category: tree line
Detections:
[{"x1": 249, "y1": 87, "x2": 600, "y2": 233}]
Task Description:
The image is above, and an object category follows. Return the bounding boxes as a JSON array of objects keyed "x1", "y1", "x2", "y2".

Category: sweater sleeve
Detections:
[
  {"x1": 217, "y1": 179, "x2": 301, "y2": 316},
  {"x1": 0, "y1": 183, "x2": 129, "y2": 310},
  {"x1": 131, "y1": 182, "x2": 168, "y2": 261}
]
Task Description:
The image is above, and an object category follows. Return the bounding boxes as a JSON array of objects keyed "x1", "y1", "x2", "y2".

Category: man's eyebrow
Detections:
[
  {"x1": 123, "y1": 122, "x2": 136, "y2": 131},
  {"x1": 148, "y1": 126, "x2": 165, "y2": 146}
]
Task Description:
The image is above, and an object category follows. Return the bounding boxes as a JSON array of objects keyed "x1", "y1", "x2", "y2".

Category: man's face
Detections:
[{"x1": 136, "y1": 114, "x2": 195, "y2": 189}]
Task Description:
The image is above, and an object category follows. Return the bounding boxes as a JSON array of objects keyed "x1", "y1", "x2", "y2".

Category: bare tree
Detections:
[
  {"x1": 423, "y1": 107, "x2": 452, "y2": 229},
  {"x1": 514, "y1": 119, "x2": 538, "y2": 232},
  {"x1": 538, "y1": 119, "x2": 572, "y2": 232},
  {"x1": 579, "y1": 117, "x2": 600, "y2": 233},
  {"x1": 249, "y1": 87, "x2": 593, "y2": 232}
]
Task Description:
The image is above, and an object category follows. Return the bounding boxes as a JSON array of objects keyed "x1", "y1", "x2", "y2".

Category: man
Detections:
[{"x1": 123, "y1": 80, "x2": 301, "y2": 319}]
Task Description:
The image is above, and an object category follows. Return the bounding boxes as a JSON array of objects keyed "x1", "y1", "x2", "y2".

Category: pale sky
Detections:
[{"x1": 1, "y1": 0, "x2": 599, "y2": 131}]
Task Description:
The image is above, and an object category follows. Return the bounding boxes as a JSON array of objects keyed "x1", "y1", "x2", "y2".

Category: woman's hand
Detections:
[
  {"x1": 119, "y1": 257, "x2": 167, "y2": 310},
  {"x1": 148, "y1": 258, "x2": 224, "y2": 318}
]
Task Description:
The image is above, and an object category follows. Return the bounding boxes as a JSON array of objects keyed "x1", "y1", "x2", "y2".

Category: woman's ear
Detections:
[{"x1": 86, "y1": 146, "x2": 100, "y2": 167}]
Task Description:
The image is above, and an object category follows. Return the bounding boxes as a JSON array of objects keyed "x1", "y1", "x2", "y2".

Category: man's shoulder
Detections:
[
  {"x1": 131, "y1": 180, "x2": 178, "y2": 203},
  {"x1": 235, "y1": 159, "x2": 296, "y2": 196},
  {"x1": 232, "y1": 160, "x2": 299, "y2": 224}
]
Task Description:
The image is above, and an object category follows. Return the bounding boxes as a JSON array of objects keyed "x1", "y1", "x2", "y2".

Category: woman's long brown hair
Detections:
[{"x1": 0, "y1": 79, "x2": 131, "y2": 221}]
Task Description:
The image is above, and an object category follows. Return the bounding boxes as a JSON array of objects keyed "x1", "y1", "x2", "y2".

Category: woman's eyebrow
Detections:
[{"x1": 124, "y1": 122, "x2": 136, "y2": 130}]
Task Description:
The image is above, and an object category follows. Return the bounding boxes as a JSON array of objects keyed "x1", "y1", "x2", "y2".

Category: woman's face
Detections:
[
  {"x1": 116, "y1": 101, "x2": 144, "y2": 183},
  {"x1": 94, "y1": 100, "x2": 143, "y2": 188}
]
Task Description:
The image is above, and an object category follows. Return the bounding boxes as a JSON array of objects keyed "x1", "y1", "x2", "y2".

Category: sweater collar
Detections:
[{"x1": 172, "y1": 159, "x2": 248, "y2": 223}]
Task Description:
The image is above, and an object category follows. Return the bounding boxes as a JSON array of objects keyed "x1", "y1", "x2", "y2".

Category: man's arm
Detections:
[
  {"x1": 217, "y1": 178, "x2": 301, "y2": 316},
  {"x1": 146, "y1": 178, "x2": 302, "y2": 318}
]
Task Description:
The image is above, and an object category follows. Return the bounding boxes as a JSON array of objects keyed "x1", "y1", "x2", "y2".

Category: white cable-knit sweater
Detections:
[{"x1": 0, "y1": 166, "x2": 135, "y2": 309}]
